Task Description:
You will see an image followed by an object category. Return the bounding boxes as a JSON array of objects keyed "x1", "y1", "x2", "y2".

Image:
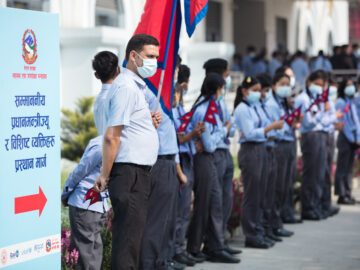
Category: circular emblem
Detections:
[
  {"x1": 1, "y1": 249, "x2": 7, "y2": 265},
  {"x1": 46, "y1": 240, "x2": 51, "y2": 252},
  {"x1": 22, "y1": 29, "x2": 38, "y2": 65}
]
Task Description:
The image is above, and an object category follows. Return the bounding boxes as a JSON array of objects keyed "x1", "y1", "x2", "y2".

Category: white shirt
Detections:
[
  {"x1": 105, "y1": 68, "x2": 159, "y2": 166},
  {"x1": 94, "y1": 84, "x2": 111, "y2": 135}
]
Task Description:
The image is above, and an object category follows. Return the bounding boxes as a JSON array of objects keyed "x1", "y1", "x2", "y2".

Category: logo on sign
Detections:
[
  {"x1": 46, "y1": 239, "x2": 51, "y2": 252},
  {"x1": 22, "y1": 29, "x2": 38, "y2": 65},
  {"x1": 34, "y1": 243, "x2": 44, "y2": 253},
  {"x1": 9, "y1": 250, "x2": 19, "y2": 259},
  {"x1": 1, "y1": 249, "x2": 7, "y2": 265}
]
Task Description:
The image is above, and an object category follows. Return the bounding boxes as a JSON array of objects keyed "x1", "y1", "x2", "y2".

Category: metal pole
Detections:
[{"x1": 155, "y1": 68, "x2": 166, "y2": 112}]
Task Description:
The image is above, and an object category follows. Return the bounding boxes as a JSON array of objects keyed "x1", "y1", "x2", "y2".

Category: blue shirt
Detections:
[
  {"x1": 190, "y1": 98, "x2": 227, "y2": 153},
  {"x1": 253, "y1": 60, "x2": 267, "y2": 75},
  {"x1": 322, "y1": 100, "x2": 337, "y2": 133},
  {"x1": 234, "y1": 101, "x2": 266, "y2": 143},
  {"x1": 144, "y1": 88, "x2": 178, "y2": 155},
  {"x1": 105, "y1": 68, "x2": 159, "y2": 165},
  {"x1": 266, "y1": 92, "x2": 295, "y2": 141},
  {"x1": 269, "y1": 58, "x2": 282, "y2": 77},
  {"x1": 216, "y1": 99, "x2": 235, "y2": 149},
  {"x1": 353, "y1": 94, "x2": 360, "y2": 120},
  {"x1": 291, "y1": 58, "x2": 310, "y2": 89},
  {"x1": 94, "y1": 84, "x2": 111, "y2": 135},
  {"x1": 172, "y1": 104, "x2": 196, "y2": 155},
  {"x1": 61, "y1": 136, "x2": 109, "y2": 213},
  {"x1": 242, "y1": 55, "x2": 256, "y2": 77},
  {"x1": 259, "y1": 99, "x2": 277, "y2": 147},
  {"x1": 312, "y1": 56, "x2": 332, "y2": 72},
  {"x1": 335, "y1": 97, "x2": 360, "y2": 143},
  {"x1": 295, "y1": 90, "x2": 325, "y2": 134}
]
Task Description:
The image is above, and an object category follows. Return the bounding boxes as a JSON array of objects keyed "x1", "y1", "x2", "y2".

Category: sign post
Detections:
[{"x1": 0, "y1": 7, "x2": 60, "y2": 269}]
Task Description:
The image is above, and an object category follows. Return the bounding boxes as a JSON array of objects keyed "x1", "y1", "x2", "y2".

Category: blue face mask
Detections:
[
  {"x1": 183, "y1": 90, "x2": 188, "y2": 96},
  {"x1": 225, "y1": 76, "x2": 232, "y2": 90},
  {"x1": 329, "y1": 86, "x2": 337, "y2": 96},
  {"x1": 134, "y1": 52, "x2": 157, "y2": 78},
  {"x1": 276, "y1": 86, "x2": 291, "y2": 98},
  {"x1": 217, "y1": 88, "x2": 225, "y2": 102},
  {"x1": 263, "y1": 91, "x2": 272, "y2": 102},
  {"x1": 246, "y1": 91, "x2": 261, "y2": 104},
  {"x1": 345, "y1": 85, "x2": 356, "y2": 97},
  {"x1": 309, "y1": 84, "x2": 323, "y2": 95}
]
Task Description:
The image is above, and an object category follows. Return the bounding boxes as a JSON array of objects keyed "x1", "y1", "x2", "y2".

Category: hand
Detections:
[
  {"x1": 178, "y1": 172, "x2": 188, "y2": 186},
  {"x1": 93, "y1": 174, "x2": 109, "y2": 193},
  {"x1": 61, "y1": 199, "x2": 68, "y2": 207},
  {"x1": 271, "y1": 120, "x2": 284, "y2": 130},
  {"x1": 225, "y1": 121, "x2": 232, "y2": 132},
  {"x1": 299, "y1": 113, "x2": 304, "y2": 123},
  {"x1": 198, "y1": 121, "x2": 206, "y2": 133},
  {"x1": 324, "y1": 102, "x2": 330, "y2": 112},
  {"x1": 151, "y1": 111, "x2": 162, "y2": 129},
  {"x1": 195, "y1": 140, "x2": 204, "y2": 153},
  {"x1": 191, "y1": 122, "x2": 203, "y2": 139},
  {"x1": 334, "y1": 122, "x2": 344, "y2": 131},
  {"x1": 336, "y1": 110, "x2": 344, "y2": 120}
]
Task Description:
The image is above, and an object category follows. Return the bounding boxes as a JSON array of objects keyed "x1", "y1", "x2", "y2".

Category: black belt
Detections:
[
  {"x1": 113, "y1": 162, "x2": 152, "y2": 172},
  {"x1": 241, "y1": 141, "x2": 264, "y2": 146},
  {"x1": 157, "y1": 154, "x2": 175, "y2": 161}
]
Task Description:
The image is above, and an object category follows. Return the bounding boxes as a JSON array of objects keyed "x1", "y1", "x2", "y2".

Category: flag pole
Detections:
[{"x1": 155, "y1": 69, "x2": 166, "y2": 112}]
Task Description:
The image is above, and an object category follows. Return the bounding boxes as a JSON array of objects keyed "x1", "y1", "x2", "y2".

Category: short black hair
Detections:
[
  {"x1": 256, "y1": 73, "x2": 272, "y2": 88},
  {"x1": 178, "y1": 64, "x2": 190, "y2": 84},
  {"x1": 92, "y1": 51, "x2": 119, "y2": 83},
  {"x1": 203, "y1": 58, "x2": 228, "y2": 76},
  {"x1": 125, "y1": 34, "x2": 159, "y2": 61}
]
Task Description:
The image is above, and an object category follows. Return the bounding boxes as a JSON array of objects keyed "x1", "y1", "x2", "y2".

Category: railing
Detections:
[{"x1": 332, "y1": 69, "x2": 360, "y2": 82}]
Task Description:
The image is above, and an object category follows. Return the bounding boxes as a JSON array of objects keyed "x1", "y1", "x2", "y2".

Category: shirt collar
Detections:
[
  {"x1": 101, "y1": 84, "x2": 112, "y2": 91},
  {"x1": 122, "y1": 68, "x2": 147, "y2": 89}
]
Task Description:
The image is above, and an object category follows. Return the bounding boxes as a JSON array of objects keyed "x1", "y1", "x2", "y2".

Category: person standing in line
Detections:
[
  {"x1": 93, "y1": 34, "x2": 160, "y2": 270},
  {"x1": 291, "y1": 51, "x2": 310, "y2": 90},
  {"x1": 233, "y1": 76, "x2": 284, "y2": 249}
]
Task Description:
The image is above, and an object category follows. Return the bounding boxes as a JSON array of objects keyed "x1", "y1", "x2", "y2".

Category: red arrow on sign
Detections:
[{"x1": 14, "y1": 186, "x2": 47, "y2": 217}]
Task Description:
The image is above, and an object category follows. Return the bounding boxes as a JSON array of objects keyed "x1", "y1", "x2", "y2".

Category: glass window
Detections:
[{"x1": 95, "y1": 0, "x2": 125, "y2": 27}]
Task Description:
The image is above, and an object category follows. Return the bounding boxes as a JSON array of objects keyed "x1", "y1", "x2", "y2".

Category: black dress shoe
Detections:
[
  {"x1": 168, "y1": 260, "x2": 186, "y2": 270},
  {"x1": 302, "y1": 211, "x2": 321, "y2": 220},
  {"x1": 263, "y1": 236, "x2": 275, "y2": 247},
  {"x1": 173, "y1": 252, "x2": 196, "y2": 266},
  {"x1": 283, "y1": 216, "x2": 303, "y2": 224},
  {"x1": 347, "y1": 196, "x2": 357, "y2": 204},
  {"x1": 224, "y1": 244, "x2": 242, "y2": 255},
  {"x1": 206, "y1": 250, "x2": 240, "y2": 264},
  {"x1": 245, "y1": 239, "x2": 271, "y2": 249},
  {"x1": 266, "y1": 232, "x2": 282, "y2": 242},
  {"x1": 327, "y1": 205, "x2": 340, "y2": 217},
  {"x1": 338, "y1": 196, "x2": 354, "y2": 205},
  {"x1": 188, "y1": 251, "x2": 207, "y2": 263},
  {"x1": 273, "y1": 228, "x2": 294, "y2": 237}
]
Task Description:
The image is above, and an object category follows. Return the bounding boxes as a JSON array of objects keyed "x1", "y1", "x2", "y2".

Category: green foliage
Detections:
[{"x1": 61, "y1": 97, "x2": 98, "y2": 162}]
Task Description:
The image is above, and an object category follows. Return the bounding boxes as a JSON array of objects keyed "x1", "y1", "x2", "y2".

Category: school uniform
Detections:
[
  {"x1": 234, "y1": 100, "x2": 267, "y2": 244},
  {"x1": 295, "y1": 89, "x2": 327, "y2": 219},
  {"x1": 334, "y1": 97, "x2": 360, "y2": 200},
  {"x1": 140, "y1": 88, "x2": 179, "y2": 270},
  {"x1": 267, "y1": 92, "x2": 296, "y2": 229},
  {"x1": 172, "y1": 104, "x2": 196, "y2": 257},
  {"x1": 104, "y1": 68, "x2": 159, "y2": 270},
  {"x1": 94, "y1": 84, "x2": 111, "y2": 135},
  {"x1": 61, "y1": 136, "x2": 108, "y2": 270}
]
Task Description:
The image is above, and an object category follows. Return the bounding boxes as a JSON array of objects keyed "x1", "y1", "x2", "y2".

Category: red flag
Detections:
[
  {"x1": 293, "y1": 106, "x2": 302, "y2": 119},
  {"x1": 320, "y1": 88, "x2": 329, "y2": 102},
  {"x1": 285, "y1": 114, "x2": 295, "y2": 126},
  {"x1": 177, "y1": 110, "x2": 194, "y2": 132},
  {"x1": 204, "y1": 98, "x2": 219, "y2": 125},
  {"x1": 131, "y1": 0, "x2": 182, "y2": 117},
  {"x1": 184, "y1": 0, "x2": 208, "y2": 37},
  {"x1": 343, "y1": 103, "x2": 351, "y2": 114},
  {"x1": 283, "y1": 106, "x2": 301, "y2": 126},
  {"x1": 83, "y1": 188, "x2": 102, "y2": 206}
]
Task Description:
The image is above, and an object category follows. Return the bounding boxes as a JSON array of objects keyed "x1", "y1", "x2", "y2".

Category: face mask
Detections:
[
  {"x1": 225, "y1": 76, "x2": 232, "y2": 90},
  {"x1": 263, "y1": 91, "x2": 272, "y2": 102},
  {"x1": 329, "y1": 86, "x2": 337, "y2": 96},
  {"x1": 290, "y1": 77, "x2": 296, "y2": 88},
  {"x1": 183, "y1": 90, "x2": 188, "y2": 96},
  {"x1": 217, "y1": 88, "x2": 225, "y2": 102},
  {"x1": 246, "y1": 91, "x2": 261, "y2": 104},
  {"x1": 249, "y1": 52, "x2": 255, "y2": 58},
  {"x1": 276, "y1": 86, "x2": 292, "y2": 98},
  {"x1": 134, "y1": 52, "x2": 157, "y2": 78},
  {"x1": 309, "y1": 84, "x2": 323, "y2": 95},
  {"x1": 345, "y1": 85, "x2": 356, "y2": 97}
]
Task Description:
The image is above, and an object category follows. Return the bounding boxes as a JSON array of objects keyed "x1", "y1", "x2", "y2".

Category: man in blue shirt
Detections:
[
  {"x1": 291, "y1": 51, "x2": 310, "y2": 89},
  {"x1": 269, "y1": 51, "x2": 283, "y2": 77},
  {"x1": 62, "y1": 136, "x2": 108, "y2": 270},
  {"x1": 93, "y1": 34, "x2": 160, "y2": 270},
  {"x1": 242, "y1": 45, "x2": 256, "y2": 77}
]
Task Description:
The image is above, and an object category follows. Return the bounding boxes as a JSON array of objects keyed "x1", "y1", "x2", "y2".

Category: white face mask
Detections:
[
  {"x1": 276, "y1": 86, "x2": 292, "y2": 98},
  {"x1": 309, "y1": 84, "x2": 323, "y2": 95},
  {"x1": 345, "y1": 85, "x2": 356, "y2": 97},
  {"x1": 134, "y1": 52, "x2": 157, "y2": 78},
  {"x1": 290, "y1": 77, "x2": 296, "y2": 88},
  {"x1": 329, "y1": 86, "x2": 337, "y2": 96}
]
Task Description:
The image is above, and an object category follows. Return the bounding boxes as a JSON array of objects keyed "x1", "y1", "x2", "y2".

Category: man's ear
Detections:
[{"x1": 94, "y1": 72, "x2": 99, "y2": 80}]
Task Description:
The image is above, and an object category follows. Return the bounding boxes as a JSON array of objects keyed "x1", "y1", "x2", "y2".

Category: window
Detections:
[
  {"x1": 95, "y1": 0, "x2": 125, "y2": 27},
  {"x1": 206, "y1": 0, "x2": 222, "y2": 42},
  {"x1": 7, "y1": 0, "x2": 44, "y2": 11}
]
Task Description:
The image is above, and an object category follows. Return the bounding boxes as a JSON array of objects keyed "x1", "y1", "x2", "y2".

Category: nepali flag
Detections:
[
  {"x1": 306, "y1": 98, "x2": 321, "y2": 112},
  {"x1": 184, "y1": 0, "x2": 208, "y2": 37},
  {"x1": 282, "y1": 106, "x2": 301, "y2": 126},
  {"x1": 204, "y1": 98, "x2": 220, "y2": 125},
  {"x1": 343, "y1": 103, "x2": 351, "y2": 114},
  {"x1": 319, "y1": 88, "x2": 329, "y2": 103},
  {"x1": 83, "y1": 188, "x2": 102, "y2": 207},
  {"x1": 132, "y1": 0, "x2": 182, "y2": 117},
  {"x1": 177, "y1": 110, "x2": 195, "y2": 132}
]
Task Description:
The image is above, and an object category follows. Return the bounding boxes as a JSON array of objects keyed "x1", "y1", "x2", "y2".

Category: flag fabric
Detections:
[
  {"x1": 204, "y1": 98, "x2": 219, "y2": 125},
  {"x1": 184, "y1": 0, "x2": 208, "y2": 37},
  {"x1": 83, "y1": 188, "x2": 102, "y2": 207},
  {"x1": 282, "y1": 106, "x2": 302, "y2": 126},
  {"x1": 131, "y1": 0, "x2": 182, "y2": 117},
  {"x1": 343, "y1": 103, "x2": 351, "y2": 114},
  {"x1": 319, "y1": 88, "x2": 329, "y2": 102},
  {"x1": 177, "y1": 110, "x2": 195, "y2": 132}
]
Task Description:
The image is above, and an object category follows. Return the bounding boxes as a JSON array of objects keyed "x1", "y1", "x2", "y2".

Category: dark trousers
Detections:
[
  {"x1": 238, "y1": 143, "x2": 267, "y2": 243},
  {"x1": 272, "y1": 141, "x2": 296, "y2": 229},
  {"x1": 69, "y1": 206, "x2": 106, "y2": 270},
  {"x1": 174, "y1": 154, "x2": 194, "y2": 255},
  {"x1": 262, "y1": 147, "x2": 277, "y2": 234},
  {"x1": 108, "y1": 163, "x2": 151, "y2": 270},
  {"x1": 335, "y1": 132, "x2": 356, "y2": 198},
  {"x1": 187, "y1": 152, "x2": 224, "y2": 253},
  {"x1": 281, "y1": 141, "x2": 297, "y2": 220},
  {"x1": 300, "y1": 132, "x2": 327, "y2": 215},
  {"x1": 322, "y1": 133, "x2": 335, "y2": 211},
  {"x1": 140, "y1": 158, "x2": 176, "y2": 270},
  {"x1": 214, "y1": 149, "x2": 234, "y2": 235}
]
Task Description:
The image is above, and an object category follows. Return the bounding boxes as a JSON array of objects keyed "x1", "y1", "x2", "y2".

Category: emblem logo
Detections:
[
  {"x1": 46, "y1": 239, "x2": 51, "y2": 252},
  {"x1": 22, "y1": 29, "x2": 38, "y2": 65}
]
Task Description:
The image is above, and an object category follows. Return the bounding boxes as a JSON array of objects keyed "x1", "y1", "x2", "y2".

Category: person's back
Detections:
[{"x1": 291, "y1": 55, "x2": 309, "y2": 89}]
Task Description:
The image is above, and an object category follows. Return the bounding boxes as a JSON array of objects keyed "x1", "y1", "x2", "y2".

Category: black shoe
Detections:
[
  {"x1": 206, "y1": 250, "x2": 240, "y2": 264},
  {"x1": 168, "y1": 260, "x2": 186, "y2": 270},
  {"x1": 188, "y1": 251, "x2": 207, "y2": 263},
  {"x1": 245, "y1": 239, "x2": 271, "y2": 249},
  {"x1": 266, "y1": 232, "x2": 282, "y2": 242},
  {"x1": 263, "y1": 236, "x2": 275, "y2": 247},
  {"x1": 283, "y1": 216, "x2": 303, "y2": 224},
  {"x1": 347, "y1": 196, "x2": 357, "y2": 204},
  {"x1": 302, "y1": 211, "x2": 321, "y2": 220},
  {"x1": 327, "y1": 205, "x2": 340, "y2": 217},
  {"x1": 173, "y1": 252, "x2": 196, "y2": 266},
  {"x1": 224, "y1": 244, "x2": 242, "y2": 255},
  {"x1": 273, "y1": 228, "x2": 294, "y2": 237},
  {"x1": 338, "y1": 196, "x2": 354, "y2": 205}
]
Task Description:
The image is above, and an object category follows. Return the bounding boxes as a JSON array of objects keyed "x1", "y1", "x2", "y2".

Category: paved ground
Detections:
[{"x1": 192, "y1": 185, "x2": 360, "y2": 270}]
